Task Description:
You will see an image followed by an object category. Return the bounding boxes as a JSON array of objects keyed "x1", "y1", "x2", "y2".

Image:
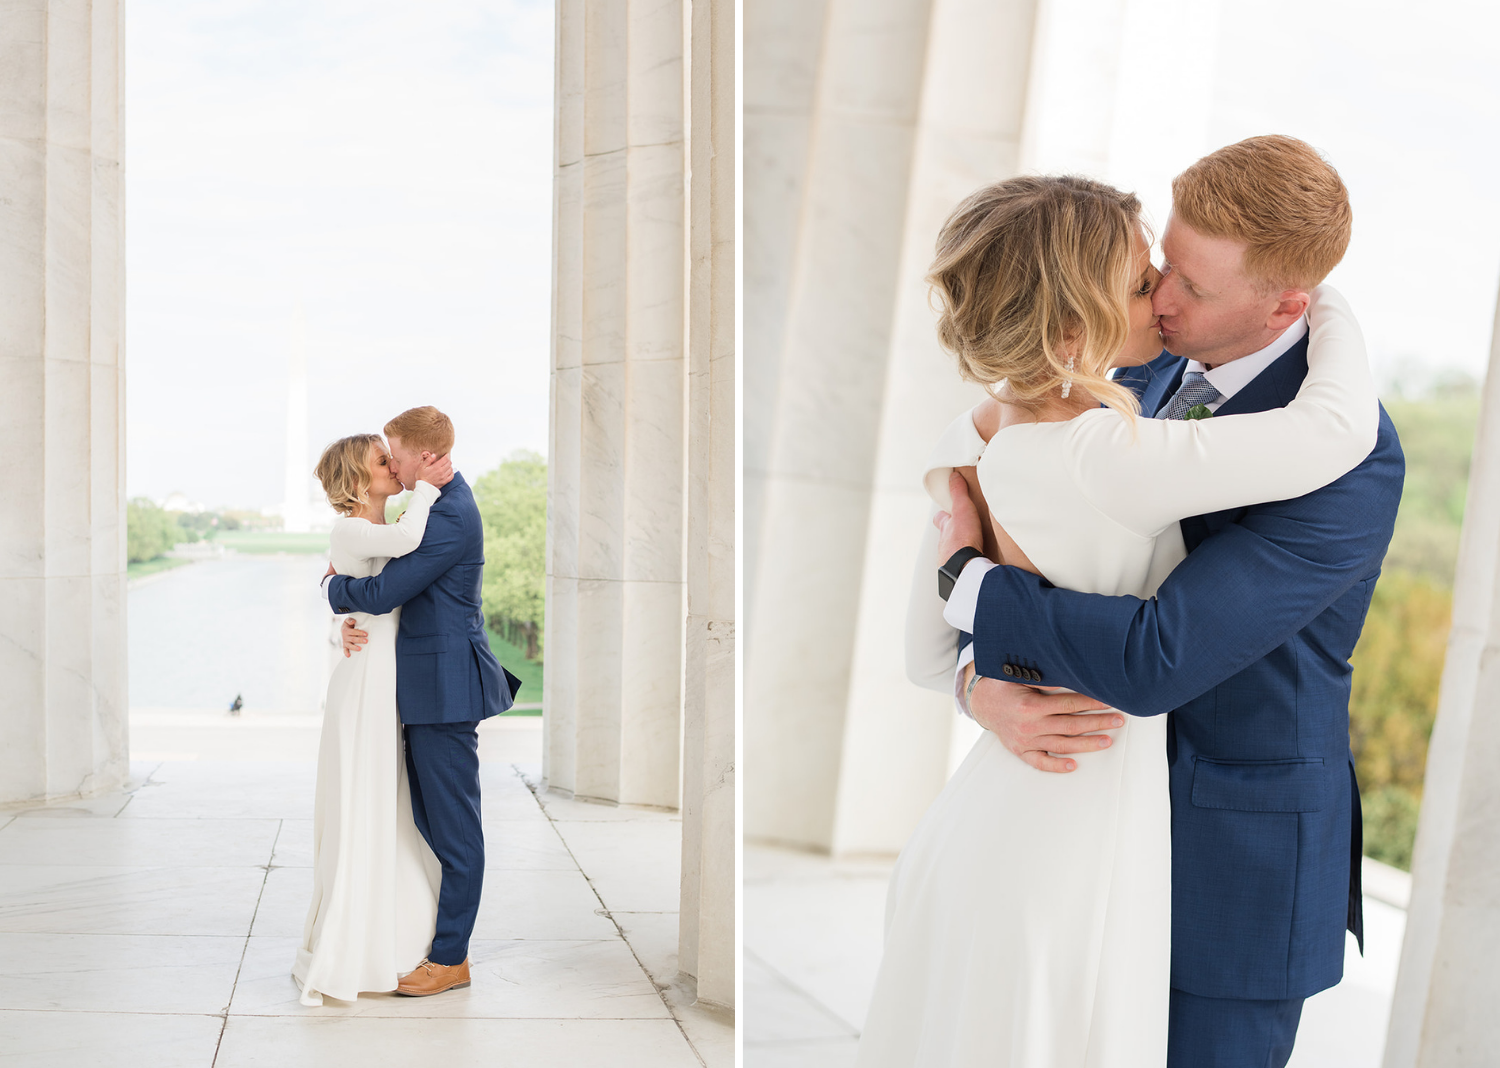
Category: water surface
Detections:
[{"x1": 129, "y1": 555, "x2": 338, "y2": 714}]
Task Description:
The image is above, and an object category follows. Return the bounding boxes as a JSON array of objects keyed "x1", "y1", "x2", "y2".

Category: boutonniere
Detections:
[{"x1": 1185, "y1": 404, "x2": 1213, "y2": 420}]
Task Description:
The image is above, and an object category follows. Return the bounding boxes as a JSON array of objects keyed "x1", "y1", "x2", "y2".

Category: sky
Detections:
[
  {"x1": 1082, "y1": 0, "x2": 1500, "y2": 394},
  {"x1": 126, "y1": 0, "x2": 554, "y2": 509},
  {"x1": 124, "y1": 0, "x2": 1500, "y2": 507}
]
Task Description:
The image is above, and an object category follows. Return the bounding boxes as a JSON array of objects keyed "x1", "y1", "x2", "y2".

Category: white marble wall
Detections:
[
  {"x1": 547, "y1": 0, "x2": 686, "y2": 811},
  {"x1": 1384, "y1": 282, "x2": 1500, "y2": 1066},
  {"x1": 677, "y1": 0, "x2": 736, "y2": 1008},
  {"x1": 0, "y1": 0, "x2": 128, "y2": 805},
  {"x1": 546, "y1": 0, "x2": 735, "y2": 1011}
]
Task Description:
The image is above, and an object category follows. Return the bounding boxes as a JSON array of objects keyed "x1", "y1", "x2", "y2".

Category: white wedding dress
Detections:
[
  {"x1": 293, "y1": 481, "x2": 444, "y2": 1005},
  {"x1": 856, "y1": 287, "x2": 1378, "y2": 1067}
]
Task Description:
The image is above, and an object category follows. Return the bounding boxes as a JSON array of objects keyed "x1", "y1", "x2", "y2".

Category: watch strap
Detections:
[{"x1": 938, "y1": 545, "x2": 986, "y2": 601}]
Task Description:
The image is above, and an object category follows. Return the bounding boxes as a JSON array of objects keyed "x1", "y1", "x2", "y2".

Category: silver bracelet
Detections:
[{"x1": 963, "y1": 670, "x2": 982, "y2": 716}]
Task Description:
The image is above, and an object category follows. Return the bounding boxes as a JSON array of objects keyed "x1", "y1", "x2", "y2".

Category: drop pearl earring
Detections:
[{"x1": 1061, "y1": 355, "x2": 1076, "y2": 399}]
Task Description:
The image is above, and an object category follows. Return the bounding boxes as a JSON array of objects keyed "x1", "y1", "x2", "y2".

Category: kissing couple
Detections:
[
  {"x1": 857, "y1": 136, "x2": 1403, "y2": 1066},
  {"x1": 291, "y1": 405, "x2": 521, "y2": 1005}
]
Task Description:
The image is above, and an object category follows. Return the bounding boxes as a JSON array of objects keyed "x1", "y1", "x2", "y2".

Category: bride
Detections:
[
  {"x1": 855, "y1": 176, "x2": 1377, "y2": 1065},
  {"x1": 293, "y1": 434, "x2": 453, "y2": 1005}
]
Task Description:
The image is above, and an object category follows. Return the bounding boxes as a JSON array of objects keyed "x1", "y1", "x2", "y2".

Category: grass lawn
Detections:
[
  {"x1": 486, "y1": 628, "x2": 543, "y2": 715},
  {"x1": 216, "y1": 531, "x2": 331, "y2": 554},
  {"x1": 126, "y1": 556, "x2": 196, "y2": 582}
]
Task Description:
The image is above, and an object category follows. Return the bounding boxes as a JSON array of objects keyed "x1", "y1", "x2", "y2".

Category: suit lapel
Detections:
[
  {"x1": 1115, "y1": 349, "x2": 1187, "y2": 417},
  {"x1": 1207, "y1": 336, "x2": 1309, "y2": 419},
  {"x1": 1180, "y1": 336, "x2": 1313, "y2": 549}
]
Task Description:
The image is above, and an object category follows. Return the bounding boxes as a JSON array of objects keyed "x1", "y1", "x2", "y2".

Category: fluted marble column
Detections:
[
  {"x1": 0, "y1": 0, "x2": 128, "y2": 805},
  {"x1": 547, "y1": 0, "x2": 686, "y2": 810},
  {"x1": 1384, "y1": 284, "x2": 1500, "y2": 1067},
  {"x1": 548, "y1": 0, "x2": 735, "y2": 1012},
  {"x1": 677, "y1": 0, "x2": 735, "y2": 1008},
  {"x1": 743, "y1": 0, "x2": 829, "y2": 618},
  {"x1": 830, "y1": 0, "x2": 1039, "y2": 855},
  {"x1": 744, "y1": 0, "x2": 936, "y2": 852}
]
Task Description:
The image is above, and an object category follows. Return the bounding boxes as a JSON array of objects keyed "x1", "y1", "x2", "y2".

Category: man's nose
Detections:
[{"x1": 1151, "y1": 277, "x2": 1176, "y2": 316}]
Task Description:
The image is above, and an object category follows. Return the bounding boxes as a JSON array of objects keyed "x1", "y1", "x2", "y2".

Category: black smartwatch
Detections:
[{"x1": 938, "y1": 546, "x2": 986, "y2": 601}]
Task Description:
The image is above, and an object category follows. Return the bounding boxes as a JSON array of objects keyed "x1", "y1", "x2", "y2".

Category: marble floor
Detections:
[
  {"x1": 0, "y1": 718, "x2": 732, "y2": 1067},
  {"x1": 744, "y1": 843, "x2": 1409, "y2": 1067}
]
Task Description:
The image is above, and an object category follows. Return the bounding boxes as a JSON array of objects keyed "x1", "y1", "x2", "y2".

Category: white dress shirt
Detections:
[{"x1": 942, "y1": 316, "x2": 1311, "y2": 714}]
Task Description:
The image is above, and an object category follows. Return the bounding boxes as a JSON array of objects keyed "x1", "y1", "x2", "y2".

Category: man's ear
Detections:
[{"x1": 1266, "y1": 290, "x2": 1310, "y2": 331}]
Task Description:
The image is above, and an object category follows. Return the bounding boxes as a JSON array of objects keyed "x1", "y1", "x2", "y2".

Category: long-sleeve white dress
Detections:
[
  {"x1": 856, "y1": 287, "x2": 1379, "y2": 1067},
  {"x1": 292, "y1": 481, "x2": 444, "y2": 1005}
]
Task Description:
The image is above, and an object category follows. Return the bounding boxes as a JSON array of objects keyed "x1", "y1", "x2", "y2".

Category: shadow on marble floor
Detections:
[
  {"x1": 743, "y1": 843, "x2": 1406, "y2": 1068},
  {"x1": 0, "y1": 725, "x2": 731, "y2": 1068}
]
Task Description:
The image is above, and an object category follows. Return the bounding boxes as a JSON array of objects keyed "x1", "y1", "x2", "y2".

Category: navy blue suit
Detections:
[
  {"x1": 329, "y1": 472, "x2": 521, "y2": 965},
  {"x1": 969, "y1": 338, "x2": 1403, "y2": 1064}
]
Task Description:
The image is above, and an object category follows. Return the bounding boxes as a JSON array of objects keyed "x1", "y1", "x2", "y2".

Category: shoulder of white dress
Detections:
[
  {"x1": 921, "y1": 409, "x2": 989, "y2": 510},
  {"x1": 329, "y1": 515, "x2": 372, "y2": 542}
]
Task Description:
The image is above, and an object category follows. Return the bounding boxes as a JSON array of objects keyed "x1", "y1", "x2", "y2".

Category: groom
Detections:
[
  {"x1": 325, "y1": 405, "x2": 519, "y2": 996},
  {"x1": 934, "y1": 136, "x2": 1404, "y2": 1066}
]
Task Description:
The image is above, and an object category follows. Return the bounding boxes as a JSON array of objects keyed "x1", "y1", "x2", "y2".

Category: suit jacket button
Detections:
[
  {"x1": 1032, "y1": 669, "x2": 1043, "y2": 683},
  {"x1": 1003, "y1": 664, "x2": 1015, "y2": 677}
]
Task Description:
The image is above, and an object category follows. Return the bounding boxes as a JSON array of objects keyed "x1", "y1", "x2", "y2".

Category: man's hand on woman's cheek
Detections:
[{"x1": 968, "y1": 678, "x2": 1123, "y2": 774}]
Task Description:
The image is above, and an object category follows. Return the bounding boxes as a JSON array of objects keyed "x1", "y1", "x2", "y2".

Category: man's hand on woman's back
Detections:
[
  {"x1": 341, "y1": 617, "x2": 368, "y2": 657},
  {"x1": 967, "y1": 667, "x2": 1122, "y2": 774}
]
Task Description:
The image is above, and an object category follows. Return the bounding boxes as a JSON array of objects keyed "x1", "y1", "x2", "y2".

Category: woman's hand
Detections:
[{"x1": 412, "y1": 451, "x2": 454, "y2": 488}]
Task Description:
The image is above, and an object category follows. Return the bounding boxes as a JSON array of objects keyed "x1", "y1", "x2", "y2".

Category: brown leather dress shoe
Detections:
[{"x1": 396, "y1": 957, "x2": 471, "y2": 997}]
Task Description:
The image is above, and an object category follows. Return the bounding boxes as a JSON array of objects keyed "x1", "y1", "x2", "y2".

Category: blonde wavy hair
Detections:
[
  {"x1": 315, "y1": 434, "x2": 384, "y2": 518},
  {"x1": 927, "y1": 175, "x2": 1145, "y2": 419}
]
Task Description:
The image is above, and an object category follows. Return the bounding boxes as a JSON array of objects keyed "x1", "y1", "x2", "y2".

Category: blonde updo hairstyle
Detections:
[
  {"x1": 315, "y1": 433, "x2": 384, "y2": 518},
  {"x1": 928, "y1": 175, "x2": 1144, "y2": 420}
]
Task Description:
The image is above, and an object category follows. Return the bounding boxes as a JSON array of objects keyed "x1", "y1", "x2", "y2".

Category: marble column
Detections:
[
  {"x1": 1383, "y1": 283, "x2": 1500, "y2": 1066},
  {"x1": 0, "y1": 0, "x2": 128, "y2": 806},
  {"x1": 677, "y1": 0, "x2": 736, "y2": 1008},
  {"x1": 743, "y1": 0, "x2": 936, "y2": 852},
  {"x1": 743, "y1": 0, "x2": 829, "y2": 620},
  {"x1": 546, "y1": 0, "x2": 686, "y2": 810},
  {"x1": 830, "y1": 0, "x2": 1040, "y2": 855}
]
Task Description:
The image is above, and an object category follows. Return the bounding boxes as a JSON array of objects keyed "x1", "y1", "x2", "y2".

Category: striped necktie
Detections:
[{"x1": 1157, "y1": 371, "x2": 1222, "y2": 420}]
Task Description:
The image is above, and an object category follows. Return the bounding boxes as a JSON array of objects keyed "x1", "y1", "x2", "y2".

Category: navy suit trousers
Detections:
[
  {"x1": 1168, "y1": 988, "x2": 1305, "y2": 1068},
  {"x1": 404, "y1": 721, "x2": 484, "y2": 965}
]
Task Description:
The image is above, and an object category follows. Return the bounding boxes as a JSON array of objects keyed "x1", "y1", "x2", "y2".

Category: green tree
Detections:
[
  {"x1": 126, "y1": 498, "x2": 177, "y2": 563},
  {"x1": 473, "y1": 451, "x2": 547, "y2": 661},
  {"x1": 1348, "y1": 570, "x2": 1451, "y2": 867},
  {"x1": 1343, "y1": 381, "x2": 1480, "y2": 869},
  {"x1": 1380, "y1": 381, "x2": 1480, "y2": 583}
]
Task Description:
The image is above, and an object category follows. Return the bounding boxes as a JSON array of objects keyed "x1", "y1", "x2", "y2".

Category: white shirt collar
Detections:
[{"x1": 1187, "y1": 316, "x2": 1309, "y2": 406}]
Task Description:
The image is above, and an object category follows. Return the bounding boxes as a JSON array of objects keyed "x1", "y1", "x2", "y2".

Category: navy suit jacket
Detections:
[
  {"x1": 328, "y1": 472, "x2": 520, "y2": 725},
  {"x1": 970, "y1": 336, "x2": 1404, "y2": 1000}
]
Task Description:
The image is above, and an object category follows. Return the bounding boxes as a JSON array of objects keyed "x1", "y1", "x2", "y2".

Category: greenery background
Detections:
[{"x1": 1347, "y1": 380, "x2": 1479, "y2": 869}]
